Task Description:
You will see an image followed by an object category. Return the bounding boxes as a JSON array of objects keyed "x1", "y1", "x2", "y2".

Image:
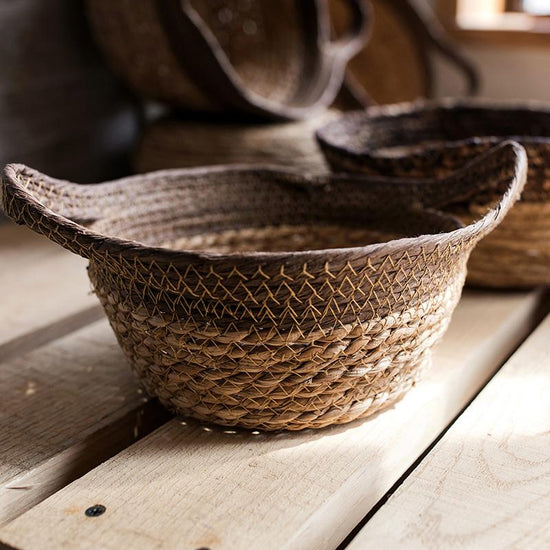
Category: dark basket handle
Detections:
[
  {"x1": 344, "y1": 0, "x2": 479, "y2": 107},
  {"x1": 326, "y1": 0, "x2": 371, "y2": 58},
  {"x1": 155, "y1": 0, "x2": 369, "y2": 121},
  {"x1": 394, "y1": 0, "x2": 479, "y2": 96}
]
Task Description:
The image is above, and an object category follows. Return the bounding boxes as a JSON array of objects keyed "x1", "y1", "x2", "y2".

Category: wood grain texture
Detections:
[
  {"x1": 348, "y1": 313, "x2": 550, "y2": 550},
  {"x1": 0, "y1": 290, "x2": 542, "y2": 550},
  {"x1": 0, "y1": 223, "x2": 102, "y2": 359},
  {"x1": 0, "y1": 319, "x2": 168, "y2": 526}
]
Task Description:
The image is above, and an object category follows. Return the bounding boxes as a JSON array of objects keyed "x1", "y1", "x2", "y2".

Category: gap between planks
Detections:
[
  {"x1": 0, "y1": 289, "x2": 543, "y2": 550},
  {"x1": 0, "y1": 320, "x2": 171, "y2": 527},
  {"x1": 337, "y1": 287, "x2": 550, "y2": 550},
  {"x1": 347, "y1": 312, "x2": 550, "y2": 550},
  {"x1": 0, "y1": 223, "x2": 102, "y2": 360}
]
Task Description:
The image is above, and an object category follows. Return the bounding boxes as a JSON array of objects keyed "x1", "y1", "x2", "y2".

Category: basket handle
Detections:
[
  {"x1": 155, "y1": 0, "x2": 368, "y2": 120},
  {"x1": 326, "y1": 0, "x2": 371, "y2": 58},
  {"x1": 407, "y1": 0, "x2": 479, "y2": 95},
  {"x1": 1, "y1": 165, "x2": 121, "y2": 259},
  {"x1": 396, "y1": 141, "x2": 526, "y2": 241},
  {"x1": 323, "y1": 141, "x2": 527, "y2": 242}
]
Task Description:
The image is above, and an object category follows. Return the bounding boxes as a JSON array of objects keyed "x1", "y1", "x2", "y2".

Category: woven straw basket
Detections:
[
  {"x1": 86, "y1": 0, "x2": 367, "y2": 120},
  {"x1": 317, "y1": 100, "x2": 550, "y2": 288},
  {"x1": 2, "y1": 142, "x2": 526, "y2": 430}
]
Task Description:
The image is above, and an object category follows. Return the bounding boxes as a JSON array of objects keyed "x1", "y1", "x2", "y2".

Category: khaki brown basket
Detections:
[
  {"x1": 86, "y1": 0, "x2": 367, "y2": 120},
  {"x1": 317, "y1": 99, "x2": 550, "y2": 288},
  {"x1": 2, "y1": 142, "x2": 526, "y2": 430}
]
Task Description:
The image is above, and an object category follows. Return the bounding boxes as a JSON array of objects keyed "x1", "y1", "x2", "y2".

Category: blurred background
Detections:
[
  {"x1": 0, "y1": 0, "x2": 548, "y2": 199},
  {"x1": 434, "y1": 0, "x2": 550, "y2": 99}
]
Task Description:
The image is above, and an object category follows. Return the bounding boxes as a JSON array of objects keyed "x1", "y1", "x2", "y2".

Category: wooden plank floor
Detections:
[
  {"x1": 0, "y1": 222, "x2": 548, "y2": 550},
  {"x1": 347, "y1": 313, "x2": 550, "y2": 550},
  {"x1": 0, "y1": 321, "x2": 169, "y2": 526},
  {"x1": 0, "y1": 224, "x2": 102, "y2": 362}
]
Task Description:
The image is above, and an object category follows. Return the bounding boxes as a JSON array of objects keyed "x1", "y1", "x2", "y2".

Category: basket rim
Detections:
[
  {"x1": 316, "y1": 97, "x2": 550, "y2": 159},
  {"x1": 2, "y1": 147, "x2": 526, "y2": 266}
]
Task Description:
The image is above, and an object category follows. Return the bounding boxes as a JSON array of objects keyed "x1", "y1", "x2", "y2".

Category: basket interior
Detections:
[
  {"x1": 79, "y1": 171, "x2": 462, "y2": 254},
  {"x1": 321, "y1": 105, "x2": 549, "y2": 201},
  {"x1": 189, "y1": 0, "x2": 305, "y2": 104},
  {"x1": 349, "y1": 105, "x2": 550, "y2": 152}
]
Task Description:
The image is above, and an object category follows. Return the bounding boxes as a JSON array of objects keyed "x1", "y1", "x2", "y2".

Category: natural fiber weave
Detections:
[
  {"x1": 136, "y1": 112, "x2": 337, "y2": 174},
  {"x1": 2, "y1": 142, "x2": 526, "y2": 430},
  {"x1": 86, "y1": 0, "x2": 367, "y2": 120},
  {"x1": 317, "y1": 99, "x2": 550, "y2": 288}
]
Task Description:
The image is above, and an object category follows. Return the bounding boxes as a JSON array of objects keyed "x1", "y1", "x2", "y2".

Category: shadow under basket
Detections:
[
  {"x1": 317, "y1": 99, "x2": 550, "y2": 288},
  {"x1": 2, "y1": 143, "x2": 526, "y2": 430}
]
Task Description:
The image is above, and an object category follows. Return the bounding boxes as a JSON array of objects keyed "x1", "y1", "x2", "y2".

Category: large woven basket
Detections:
[
  {"x1": 317, "y1": 100, "x2": 550, "y2": 288},
  {"x1": 135, "y1": 112, "x2": 337, "y2": 174},
  {"x1": 86, "y1": 0, "x2": 367, "y2": 120},
  {"x1": 330, "y1": 0, "x2": 479, "y2": 105},
  {"x1": 2, "y1": 142, "x2": 526, "y2": 430}
]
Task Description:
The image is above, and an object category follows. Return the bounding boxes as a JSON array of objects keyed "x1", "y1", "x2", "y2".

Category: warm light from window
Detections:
[
  {"x1": 456, "y1": 0, "x2": 547, "y2": 30},
  {"x1": 523, "y1": 0, "x2": 550, "y2": 15}
]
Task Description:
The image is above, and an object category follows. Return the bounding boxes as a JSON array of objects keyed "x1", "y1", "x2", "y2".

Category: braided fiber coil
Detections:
[
  {"x1": 317, "y1": 99, "x2": 550, "y2": 288},
  {"x1": 2, "y1": 143, "x2": 525, "y2": 430}
]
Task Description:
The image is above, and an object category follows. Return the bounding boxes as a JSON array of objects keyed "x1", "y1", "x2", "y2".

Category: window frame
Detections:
[{"x1": 437, "y1": 0, "x2": 550, "y2": 47}]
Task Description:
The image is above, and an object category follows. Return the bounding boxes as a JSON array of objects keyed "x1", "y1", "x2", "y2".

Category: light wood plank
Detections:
[
  {"x1": 0, "y1": 290, "x2": 542, "y2": 550},
  {"x1": 0, "y1": 223, "x2": 102, "y2": 360},
  {"x1": 0, "y1": 320, "x2": 169, "y2": 526},
  {"x1": 347, "y1": 313, "x2": 550, "y2": 550}
]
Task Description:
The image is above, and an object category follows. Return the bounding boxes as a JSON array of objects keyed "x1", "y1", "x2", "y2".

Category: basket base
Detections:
[
  {"x1": 154, "y1": 357, "x2": 430, "y2": 432},
  {"x1": 89, "y1": 260, "x2": 460, "y2": 431}
]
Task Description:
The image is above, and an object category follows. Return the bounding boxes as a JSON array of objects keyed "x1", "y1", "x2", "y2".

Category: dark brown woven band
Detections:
[
  {"x1": 2, "y1": 141, "x2": 526, "y2": 264},
  {"x1": 156, "y1": 0, "x2": 369, "y2": 120}
]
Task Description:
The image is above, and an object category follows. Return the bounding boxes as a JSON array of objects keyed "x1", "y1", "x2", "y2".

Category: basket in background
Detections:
[
  {"x1": 86, "y1": 0, "x2": 368, "y2": 120},
  {"x1": 317, "y1": 99, "x2": 550, "y2": 288}
]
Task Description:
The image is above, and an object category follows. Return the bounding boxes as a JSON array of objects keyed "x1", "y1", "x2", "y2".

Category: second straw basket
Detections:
[
  {"x1": 317, "y1": 100, "x2": 550, "y2": 288},
  {"x1": 86, "y1": 0, "x2": 367, "y2": 120},
  {"x1": 2, "y1": 142, "x2": 526, "y2": 430}
]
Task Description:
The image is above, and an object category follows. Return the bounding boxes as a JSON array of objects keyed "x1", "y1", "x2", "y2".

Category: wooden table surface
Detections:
[{"x1": 0, "y1": 223, "x2": 548, "y2": 550}]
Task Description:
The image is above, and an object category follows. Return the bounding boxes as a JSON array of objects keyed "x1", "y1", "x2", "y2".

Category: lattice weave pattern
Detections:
[{"x1": 2, "y1": 146, "x2": 525, "y2": 429}]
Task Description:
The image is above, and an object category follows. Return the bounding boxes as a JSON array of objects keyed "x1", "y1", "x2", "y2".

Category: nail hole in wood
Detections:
[{"x1": 85, "y1": 504, "x2": 106, "y2": 517}]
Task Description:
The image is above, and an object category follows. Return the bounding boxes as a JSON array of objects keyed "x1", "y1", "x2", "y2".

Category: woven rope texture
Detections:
[{"x1": 2, "y1": 143, "x2": 526, "y2": 429}]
